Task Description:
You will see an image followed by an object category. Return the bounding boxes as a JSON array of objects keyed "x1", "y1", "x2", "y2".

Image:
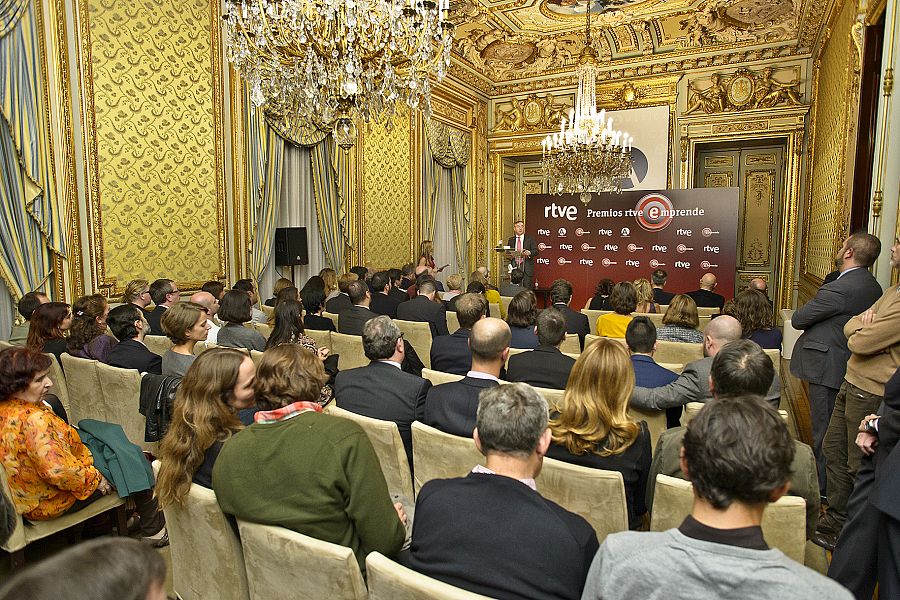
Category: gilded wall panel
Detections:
[
  {"x1": 82, "y1": 0, "x2": 225, "y2": 293},
  {"x1": 362, "y1": 109, "x2": 413, "y2": 267},
  {"x1": 742, "y1": 170, "x2": 776, "y2": 266}
]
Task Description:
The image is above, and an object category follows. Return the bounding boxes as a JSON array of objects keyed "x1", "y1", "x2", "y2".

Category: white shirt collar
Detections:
[
  {"x1": 466, "y1": 370, "x2": 500, "y2": 382},
  {"x1": 836, "y1": 266, "x2": 862, "y2": 279},
  {"x1": 379, "y1": 359, "x2": 402, "y2": 369},
  {"x1": 471, "y1": 464, "x2": 537, "y2": 491}
]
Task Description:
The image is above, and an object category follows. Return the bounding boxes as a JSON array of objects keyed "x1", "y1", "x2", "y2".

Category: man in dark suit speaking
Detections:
[{"x1": 507, "y1": 219, "x2": 539, "y2": 290}]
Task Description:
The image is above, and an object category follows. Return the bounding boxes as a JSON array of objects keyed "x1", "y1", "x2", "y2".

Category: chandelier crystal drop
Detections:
[
  {"x1": 222, "y1": 0, "x2": 455, "y2": 150},
  {"x1": 541, "y1": 3, "x2": 633, "y2": 205}
]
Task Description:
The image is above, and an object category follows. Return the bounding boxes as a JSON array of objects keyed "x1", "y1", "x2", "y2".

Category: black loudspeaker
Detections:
[{"x1": 273, "y1": 227, "x2": 309, "y2": 266}]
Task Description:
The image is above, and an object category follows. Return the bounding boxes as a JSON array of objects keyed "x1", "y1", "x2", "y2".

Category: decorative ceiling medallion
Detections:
[{"x1": 542, "y1": 0, "x2": 649, "y2": 19}]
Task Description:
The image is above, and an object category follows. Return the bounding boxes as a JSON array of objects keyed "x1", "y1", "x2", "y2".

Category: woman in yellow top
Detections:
[{"x1": 597, "y1": 282, "x2": 637, "y2": 338}]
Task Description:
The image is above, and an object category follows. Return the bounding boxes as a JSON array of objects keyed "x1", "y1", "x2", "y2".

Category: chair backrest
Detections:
[
  {"x1": 0, "y1": 464, "x2": 25, "y2": 552},
  {"x1": 412, "y1": 421, "x2": 483, "y2": 495},
  {"x1": 580, "y1": 309, "x2": 611, "y2": 335},
  {"x1": 143, "y1": 334, "x2": 173, "y2": 357},
  {"x1": 657, "y1": 362, "x2": 684, "y2": 374},
  {"x1": 633, "y1": 312, "x2": 665, "y2": 327},
  {"x1": 249, "y1": 350, "x2": 264, "y2": 367},
  {"x1": 696, "y1": 306, "x2": 720, "y2": 317},
  {"x1": 532, "y1": 386, "x2": 566, "y2": 412},
  {"x1": 764, "y1": 348, "x2": 780, "y2": 368},
  {"x1": 488, "y1": 303, "x2": 501, "y2": 319},
  {"x1": 649, "y1": 474, "x2": 806, "y2": 563},
  {"x1": 323, "y1": 311, "x2": 340, "y2": 329},
  {"x1": 305, "y1": 329, "x2": 332, "y2": 351},
  {"x1": 446, "y1": 310, "x2": 460, "y2": 334},
  {"x1": 584, "y1": 333, "x2": 601, "y2": 348},
  {"x1": 627, "y1": 407, "x2": 668, "y2": 452},
  {"x1": 252, "y1": 323, "x2": 273, "y2": 339},
  {"x1": 95, "y1": 363, "x2": 155, "y2": 452},
  {"x1": 698, "y1": 315, "x2": 712, "y2": 330},
  {"x1": 559, "y1": 334, "x2": 581, "y2": 354},
  {"x1": 260, "y1": 303, "x2": 275, "y2": 320},
  {"x1": 653, "y1": 340, "x2": 704, "y2": 364},
  {"x1": 393, "y1": 319, "x2": 433, "y2": 369},
  {"x1": 60, "y1": 353, "x2": 103, "y2": 424},
  {"x1": 536, "y1": 457, "x2": 629, "y2": 543},
  {"x1": 45, "y1": 353, "x2": 70, "y2": 417},
  {"x1": 499, "y1": 295, "x2": 514, "y2": 316},
  {"x1": 422, "y1": 368, "x2": 465, "y2": 386},
  {"x1": 151, "y1": 462, "x2": 250, "y2": 600},
  {"x1": 194, "y1": 340, "x2": 210, "y2": 354},
  {"x1": 236, "y1": 520, "x2": 367, "y2": 600},
  {"x1": 328, "y1": 406, "x2": 414, "y2": 506},
  {"x1": 0, "y1": 340, "x2": 12, "y2": 350},
  {"x1": 680, "y1": 402, "x2": 704, "y2": 426},
  {"x1": 330, "y1": 332, "x2": 369, "y2": 371},
  {"x1": 367, "y1": 552, "x2": 493, "y2": 600}
]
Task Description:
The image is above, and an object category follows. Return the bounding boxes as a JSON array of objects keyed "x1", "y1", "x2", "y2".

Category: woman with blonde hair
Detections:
[
  {"x1": 657, "y1": 294, "x2": 703, "y2": 343},
  {"x1": 633, "y1": 278, "x2": 657, "y2": 314},
  {"x1": 155, "y1": 348, "x2": 256, "y2": 504},
  {"x1": 319, "y1": 268, "x2": 339, "y2": 301},
  {"x1": 122, "y1": 279, "x2": 150, "y2": 310},
  {"x1": 547, "y1": 338, "x2": 650, "y2": 529},
  {"x1": 265, "y1": 277, "x2": 294, "y2": 307},
  {"x1": 160, "y1": 302, "x2": 211, "y2": 376}
]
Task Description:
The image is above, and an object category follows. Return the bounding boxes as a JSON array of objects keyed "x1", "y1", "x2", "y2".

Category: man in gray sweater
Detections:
[{"x1": 581, "y1": 395, "x2": 852, "y2": 600}]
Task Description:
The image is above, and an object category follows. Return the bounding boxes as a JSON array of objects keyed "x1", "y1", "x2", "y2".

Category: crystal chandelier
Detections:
[
  {"x1": 541, "y1": 3, "x2": 633, "y2": 205},
  {"x1": 222, "y1": 0, "x2": 455, "y2": 150}
]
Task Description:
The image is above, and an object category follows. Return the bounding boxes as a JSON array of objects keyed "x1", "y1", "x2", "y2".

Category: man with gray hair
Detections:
[
  {"x1": 334, "y1": 315, "x2": 431, "y2": 468},
  {"x1": 408, "y1": 383, "x2": 599, "y2": 599},
  {"x1": 507, "y1": 307, "x2": 576, "y2": 389}
]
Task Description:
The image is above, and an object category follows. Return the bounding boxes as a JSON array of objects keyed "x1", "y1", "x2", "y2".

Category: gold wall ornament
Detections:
[
  {"x1": 677, "y1": 0, "x2": 800, "y2": 48},
  {"x1": 685, "y1": 68, "x2": 804, "y2": 115},
  {"x1": 492, "y1": 93, "x2": 572, "y2": 132}
]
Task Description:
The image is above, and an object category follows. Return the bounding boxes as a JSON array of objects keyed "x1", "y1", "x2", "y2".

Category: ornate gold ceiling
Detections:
[{"x1": 448, "y1": 0, "x2": 830, "y2": 94}]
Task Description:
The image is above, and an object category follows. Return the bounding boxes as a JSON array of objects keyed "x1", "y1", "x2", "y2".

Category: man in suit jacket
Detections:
[
  {"x1": 396, "y1": 279, "x2": 449, "y2": 337},
  {"x1": 686, "y1": 273, "x2": 726, "y2": 309},
  {"x1": 630, "y1": 318, "x2": 781, "y2": 410},
  {"x1": 369, "y1": 271, "x2": 402, "y2": 318},
  {"x1": 105, "y1": 304, "x2": 162, "y2": 374},
  {"x1": 334, "y1": 316, "x2": 431, "y2": 469},
  {"x1": 507, "y1": 307, "x2": 576, "y2": 390},
  {"x1": 424, "y1": 318, "x2": 509, "y2": 437},
  {"x1": 506, "y1": 220, "x2": 539, "y2": 290},
  {"x1": 790, "y1": 232, "x2": 883, "y2": 496},
  {"x1": 549, "y1": 279, "x2": 589, "y2": 349},
  {"x1": 387, "y1": 268, "x2": 408, "y2": 304},
  {"x1": 651, "y1": 269, "x2": 675, "y2": 306},
  {"x1": 325, "y1": 273, "x2": 355, "y2": 315},
  {"x1": 409, "y1": 383, "x2": 598, "y2": 600},
  {"x1": 625, "y1": 316, "x2": 680, "y2": 426},
  {"x1": 9, "y1": 291, "x2": 48, "y2": 345},
  {"x1": 431, "y1": 293, "x2": 487, "y2": 375},
  {"x1": 146, "y1": 278, "x2": 180, "y2": 336},
  {"x1": 338, "y1": 280, "x2": 375, "y2": 336},
  {"x1": 499, "y1": 268, "x2": 526, "y2": 297}
]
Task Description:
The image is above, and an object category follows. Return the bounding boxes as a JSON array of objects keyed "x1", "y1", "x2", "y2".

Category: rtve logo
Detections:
[{"x1": 545, "y1": 203, "x2": 578, "y2": 221}]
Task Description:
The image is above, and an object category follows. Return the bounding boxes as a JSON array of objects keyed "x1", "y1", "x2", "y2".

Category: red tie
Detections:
[{"x1": 516, "y1": 236, "x2": 523, "y2": 265}]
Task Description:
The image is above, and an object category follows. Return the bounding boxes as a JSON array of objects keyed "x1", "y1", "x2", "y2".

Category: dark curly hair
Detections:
[
  {"x1": 609, "y1": 282, "x2": 637, "y2": 315},
  {"x1": 67, "y1": 294, "x2": 108, "y2": 353},
  {"x1": 506, "y1": 290, "x2": 538, "y2": 328},
  {"x1": 0, "y1": 347, "x2": 52, "y2": 402},
  {"x1": 734, "y1": 289, "x2": 773, "y2": 334}
]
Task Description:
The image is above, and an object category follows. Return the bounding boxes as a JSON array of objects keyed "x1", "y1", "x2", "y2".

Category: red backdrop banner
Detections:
[{"x1": 523, "y1": 189, "x2": 740, "y2": 309}]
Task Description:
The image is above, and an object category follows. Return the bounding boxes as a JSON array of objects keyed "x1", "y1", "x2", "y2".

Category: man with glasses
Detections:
[{"x1": 146, "y1": 279, "x2": 180, "y2": 336}]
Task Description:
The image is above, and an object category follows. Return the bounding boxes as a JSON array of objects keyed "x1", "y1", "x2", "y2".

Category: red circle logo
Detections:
[
  {"x1": 702, "y1": 228, "x2": 713, "y2": 237},
  {"x1": 538, "y1": 243, "x2": 550, "y2": 251},
  {"x1": 576, "y1": 228, "x2": 586, "y2": 237},
  {"x1": 557, "y1": 257, "x2": 567, "y2": 265},
  {"x1": 677, "y1": 244, "x2": 689, "y2": 253},
  {"x1": 581, "y1": 243, "x2": 591, "y2": 251},
  {"x1": 635, "y1": 194, "x2": 675, "y2": 232},
  {"x1": 701, "y1": 260, "x2": 711, "y2": 269},
  {"x1": 649, "y1": 259, "x2": 660, "y2": 268},
  {"x1": 601, "y1": 258, "x2": 613, "y2": 267},
  {"x1": 628, "y1": 243, "x2": 638, "y2": 252}
]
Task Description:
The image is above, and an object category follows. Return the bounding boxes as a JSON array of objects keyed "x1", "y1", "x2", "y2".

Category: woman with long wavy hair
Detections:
[
  {"x1": 734, "y1": 288, "x2": 782, "y2": 349},
  {"x1": 155, "y1": 348, "x2": 256, "y2": 506},
  {"x1": 67, "y1": 294, "x2": 116, "y2": 363},
  {"x1": 319, "y1": 268, "x2": 339, "y2": 301},
  {"x1": 547, "y1": 338, "x2": 651, "y2": 529},
  {"x1": 26, "y1": 302, "x2": 73, "y2": 363}
]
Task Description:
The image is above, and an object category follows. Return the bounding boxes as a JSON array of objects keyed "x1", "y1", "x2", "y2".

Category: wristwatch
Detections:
[{"x1": 863, "y1": 418, "x2": 880, "y2": 434}]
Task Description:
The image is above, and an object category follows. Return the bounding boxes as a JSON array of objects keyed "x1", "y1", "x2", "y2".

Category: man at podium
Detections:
[{"x1": 507, "y1": 219, "x2": 539, "y2": 290}]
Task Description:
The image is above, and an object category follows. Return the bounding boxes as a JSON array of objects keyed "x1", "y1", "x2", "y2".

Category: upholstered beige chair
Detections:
[
  {"x1": 682, "y1": 402, "x2": 789, "y2": 427},
  {"x1": 764, "y1": 348, "x2": 780, "y2": 368},
  {"x1": 151, "y1": 462, "x2": 250, "y2": 600},
  {"x1": 0, "y1": 340, "x2": 12, "y2": 349},
  {"x1": 654, "y1": 340, "x2": 704, "y2": 365},
  {"x1": 584, "y1": 333, "x2": 601, "y2": 348},
  {"x1": 95, "y1": 362, "x2": 155, "y2": 452},
  {"x1": 305, "y1": 328, "x2": 332, "y2": 351},
  {"x1": 60, "y1": 353, "x2": 103, "y2": 424},
  {"x1": 260, "y1": 303, "x2": 275, "y2": 320},
  {"x1": 237, "y1": 520, "x2": 367, "y2": 600},
  {"x1": 393, "y1": 319, "x2": 433, "y2": 369},
  {"x1": 330, "y1": 332, "x2": 368, "y2": 370},
  {"x1": 696, "y1": 306, "x2": 720, "y2": 317},
  {"x1": 249, "y1": 350, "x2": 264, "y2": 367},
  {"x1": 328, "y1": 405, "x2": 414, "y2": 508},
  {"x1": 698, "y1": 315, "x2": 712, "y2": 330},
  {"x1": 633, "y1": 312, "x2": 665, "y2": 327},
  {"x1": 580, "y1": 309, "x2": 611, "y2": 335},
  {"x1": 412, "y1": 421, "x2": 483, "y2": 495},
  {"x1": 657, "y1": 361, "x2": 684, "y2": 374},
  {"x1": 536, "y1": 457, "x2": 629, "y2": 543},
  {"x1": 532, "y1": 385, "x2": 565, "y2": 412},
  {"x1": 559, "y1": 333, "x2": 581, "y2": 354},
  {"x1": 628, "y1": 406, "x2": 668, "y2": 452},
  {"x1": 446, "y1": 311, "x2": 460, "y2": 334},
  {"x1": 780, "y1": 308, "x2": 799, "y2": 359},
  {"x1": 252, "y1": 323, "x2": 273, "y2": 339},
  {"x1": 45, "y1": 353, "x2": 70, "y2": 418},
  {"x1": 650, "y1": 474, "x2": 807, "y2": 563},
  {"x1": 367, "y1": 552, "x2": 493, "y2": 600},
  {"x1": 143, "y1": 334, "x2": 173, "y2": 357},
  {"x1": 488, "y1": 303, "x2": 501, "y2": 319},
  {"x1": 498, "y1": 295, "x2": 514, "y2": 317},
  {"x1": 422, "y1": 368, "x2": 464, "y2": 386},
  {"x1": 1, "y1": 463, "x2": 125, "y2": 569},
  {"x1": 323, "y1": 311, "x2": 340, "y2": 329}
]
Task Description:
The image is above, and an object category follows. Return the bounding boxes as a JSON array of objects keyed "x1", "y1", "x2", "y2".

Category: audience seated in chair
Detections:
[
  {"x1": 121, "y1": 279, "x2": 152, "y2": 314},
  {"x1": 506, "y1": 291, "x2": 540, "y2": 349},
  {"x1": 146, "y1": 279, "x2": 181, "y2": 336},
  {"x1": 8, "y1": 291, "x2": 48, "y2": 346},
  {"x1": 201, "y1": 280, "x2": 226, "y2": 301},
  {"x1": 430, "y1": 294, "x2": 488, "y2": 376},
  {"x1": 397, "y1": 279, "x2": 449, "y2": 337},
  {"x1": 213, "y1": 344, "x2": 407, "y2": 574},
  {"x1": 334, "y1": 316, "x2": 431, "y2": 468},
  {"x1": 500, "y1": 268, "x2": 526, "y2": 297},
  {"x1": 300, "y1": 278, "x2": 336, "y2": 332},
  {"x1": 735, "y1": 289, "x2": 782, "y2": 350},
  {"x1": 216, "y1": 290, "x2": 267, "y2": 352},
  {"x1": 597, "y1": 282, "x2": 637, "y2": 339},
  {"x1": 408, "y1": 383, "x2": 599, "y2": 599},
  {"x1": 369, "y1": 271, "x2": 403, "y2": 319},
  {"x1": 160, "y1": 302, "x2": 210, "y2": 377},
  {"x1": 66, "y1": 294, "x2": 116, "y2": 363},
  {"x1": 656, "y1": 295, "x2": 705, "y2": 344},
  {"x1": 442, "y1": 273, "x2": 464, "y2": 304},
  {"x1": 588, "y1": 278, "x2": 614, "y2": 311},
  {"x1": 546, "y1": 338, "x2": 651, "y2": 529},
  {"x1": 506, "y1": 307, "x2": 575, "y2": 390},
  {"x1": 630, "y1": 316, "x2": 781, "y2": 411},
  {"x1": 325, "y1": 273, "x2": 357, "y2": 315},
  {"x1": 448, "y1": 280, "x2": 485, "y2": 313},
  {"x1": 387, "y1": 268, "x2": 409, "y2": 304},
  {"x1": 550, "y1": 279, "x2": 590, "y2": 349},
  {"x1": 581, "y1": 395, "x2": 852, "y2": 600},
  {"x1": 651, "y1": 269, "x2": 675, "y2": 306},
  {"x1": 232, "y1": 279, "x2": 267, "y2": 325},
  {"x1": 26, "y1": 302, "x2": 72, "y2": 365},
  {"x1": 338, "y1": 280, "x2": 376, "y2": 335},
  {"x1": 264, "y1": 277, "x2": 294, "y2": 307},
  {"x1": 685, "y1": 272, "x2": 726, "y2": 310},
  {"x1": 106, "y1": 304, "x2": 162, "y2": 374},
  {"x1": 190, "y1": 290, "x2": 221, "y2": 344},
  {"x1": 424, "y1": 318, "x2": 509, "y2": 437},
  {"x1": 646, "y1": 339, "x2": 819, "y2": 538},
  {"x1": 626, "y1": 316, "x2": 679, "y2": 427}
]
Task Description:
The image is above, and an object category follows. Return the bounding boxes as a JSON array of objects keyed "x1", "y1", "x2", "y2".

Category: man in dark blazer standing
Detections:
[
  {"x1": 507, "y1": 219, "x2": 539, "y2": 290},
  {"x1": 430, "y1": 293, "x2": 488, "y2": 375},
  {"x1": 507, "y1": 308, "x2": 576, "y2": 390},
  {"x1": 334, "y1": 316, "x2": 431, "y2": 469},
  {"x1": 396, "y1": 279, "x2": 449, "y2": 337},
  {"x1": 106, "y1": 304, "x2": 162, "y2": 374},
  {"x1": 338, "y1": 280, "x2": 376, "y2": 335},
  {"x1": 791, "y1": 232, "x2": 883, "y2": 496},
  {"x1": 424, "y1": 318, "x2": 509, "y2": 437},
  {"x1": 146, "y1": 278, "x2": 180, "y2": 336},
  {"x1": 549, "y1": 279, "x2": 590, "y2": 349}
]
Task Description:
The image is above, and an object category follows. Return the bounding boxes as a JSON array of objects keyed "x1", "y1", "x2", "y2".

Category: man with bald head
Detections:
[
  {"x1": 189, "y1": 291, "x2": 220, "y2": 344},
  {"x1": 424, "y1": 317, "x2": 511, "y2": 437},
  {"x1": 630, "y1": 315, "x2": 781, "y2": 410},
  {"x1": 686, "y1": 272, "x2": 726, "y2": 310}
]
